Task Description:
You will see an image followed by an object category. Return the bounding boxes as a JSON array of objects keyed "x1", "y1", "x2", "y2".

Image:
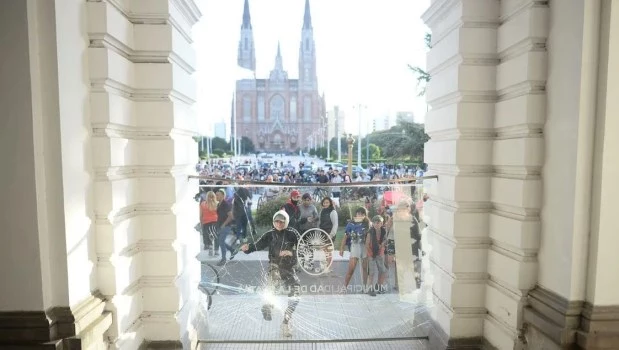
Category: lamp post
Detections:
[
  {"x1": 345, "y1": 133, "x2": 355, "y2": 175},
  {"x1": 207, "y1": 137, "x2": 212, "y2": 158},
  {"x1": 336, "y1": 109, "x2": 341, "y2": 163},
  {"x1": 353, "y1": 104, "x2": 367, "y2": 167},
  {"x1": 366, "y1": 134, "x2": 369, "y2": 165},
  {"x1": 326, "y1": 112, "x2": 331, "y2": 160}
]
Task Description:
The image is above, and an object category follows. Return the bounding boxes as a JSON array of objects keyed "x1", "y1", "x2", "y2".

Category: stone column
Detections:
[
  {"x1": 486, "y1": 0, "x2": 548, "y2": 348},
  {"x1": 421, "y1": 1, "x2": 499, "y2": 347},
  {"x1": 87, "y1": 0, "x2": 201, "y2": 348},
  {"x1": 519, "y1": 0, "x2": 619, "y2": 348},
  {"x1": 0, "y1": 0, "x2": 63, "y2": 341},
  {"x1": 0, "y1": 1, "x2": 110, "y2": 347},
  {"x1": 580, "y1": 0, "x2": 619, "y2": 347}
]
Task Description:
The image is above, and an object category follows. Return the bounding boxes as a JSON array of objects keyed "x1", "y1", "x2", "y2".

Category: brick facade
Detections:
[{"x1": 234, "y1": 0, "x2": 326, "y2": 153}]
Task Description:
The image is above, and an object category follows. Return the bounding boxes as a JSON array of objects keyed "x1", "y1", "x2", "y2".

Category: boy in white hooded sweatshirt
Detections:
[{"x1": 240, "y1": 210, "x2": 300, "y2": 337}]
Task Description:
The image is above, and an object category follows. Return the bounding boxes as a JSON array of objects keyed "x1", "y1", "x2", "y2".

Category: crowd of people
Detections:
[{"x1": 195, "y1": 159, "x2": 429, "y2": 337}]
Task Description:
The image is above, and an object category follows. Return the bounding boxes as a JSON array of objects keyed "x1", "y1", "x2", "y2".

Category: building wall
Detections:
[
  {"x1": 56, "y1": 0, "x2": 100, "y2": 310},
  {"x1": 539, "y1": 0, "x2": 591, "y2": 303},
  {"x1": 0, "y1": 0, "x2": 48, "y2": 312},
  {"x1": 0, "y1": 1, "x2": 112, "y2": 347},
  {"x1": 327, "y1": 106, "x2": 345, "y2": 142},
  {"x1": 236, "y1": 80, "x2": 323, "y2": 152},
  {"x1": 86, "y1": 0, "x2": 202, "y2": 348},
  {"x1": 214, "y1": 122, "x2": 226, "y2": 138},
  {"x1": 422, "y1": 0, "x2": 548, "y2": 347},
  {"x1": 585, "y1": 0, "x2": 619, "y2": 308},
  {"x1": 423, "y1": 0, "x2": 619, "y2": 348}
]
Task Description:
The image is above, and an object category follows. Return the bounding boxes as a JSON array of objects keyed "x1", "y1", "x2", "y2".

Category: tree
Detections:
[
  {"x1": 329, "y1": 136, "x2": 348, "y2": 153},
  {"x1": 314, "y1": 146, "x2": 327, "y2": 159},
  {"x1": 408, "y1": 32, "x2": 432, "y2": 97},
  {"x1": 366, "y1": 121, "x2": 429, "y2": 163},
  {"x1": 366, "y1": 143, "x2": 381, "y2": 160},
  {"x1": 383, "y1": 121, "x2": 429, "y2": 162},
  {"x1": 408, "y1": 66, "x2": 431, "y2": 97},
  {"x1": 211, "y1": 137, "x2": 229, "y2": 151},
  {"x1": 240, "y1": 136, "x2": 255, "y2": 154}
]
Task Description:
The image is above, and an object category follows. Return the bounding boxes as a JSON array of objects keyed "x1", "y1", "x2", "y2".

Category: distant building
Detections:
[
  {"x1": 214, "y1": 122, "x2": 226, "y2": 139},
  {"x1": 371, "y1": 115, "x2": 392, "y2": 132},
  {"x1": 233, "y1": 0, "x2": 326, "y2": 152},
  {"x1": 327, "y1": 106, "x2": 345, "y2": 142}
]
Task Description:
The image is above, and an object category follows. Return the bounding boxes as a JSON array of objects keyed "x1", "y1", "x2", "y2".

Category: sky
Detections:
[{"x1": 193, "y1": 0, "x2": 430, "y2": 136}]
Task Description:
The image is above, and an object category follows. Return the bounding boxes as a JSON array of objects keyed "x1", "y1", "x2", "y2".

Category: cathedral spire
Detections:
[
  {"x1": 303, "y1": 0, "x2": 312, "y2": 30},
  {"x1": 273, "y1": 42, "x2": 284, "y2": 72},
  {"x1": 237, "y1": 0, "x2": 255, "y2": 71},
  {"x1": 270, "y1": 41, "x2": 288, "y2": 81},
  {"x1": 299, "y1": 0, "x2": 317, "y2": 86},
  {"x1": 242, "y1": 0, "x2": 252, "y2": 29}
]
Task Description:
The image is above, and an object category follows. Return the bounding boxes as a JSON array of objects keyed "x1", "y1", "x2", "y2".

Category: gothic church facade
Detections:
[{"x1": 233, "y1": 0, "x2": 326, "y2": 153}]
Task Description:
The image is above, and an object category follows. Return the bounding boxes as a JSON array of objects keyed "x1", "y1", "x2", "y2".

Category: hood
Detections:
[{"x1": 272, "y1": 210, "x2": 290, "y2": 229}]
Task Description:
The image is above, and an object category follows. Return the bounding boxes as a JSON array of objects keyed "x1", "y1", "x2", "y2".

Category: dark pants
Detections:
[
  {"x1": 246, "y1": 204, "x2": 256, "y2": 235},
  {"x1": 264, "y1": 263, "x2": 300, "y2": 323},
  {"x1": 201, "y1": 223, "x2": 217, "y2": 250},
  {"x1": 218, "y1": 226, "x2": 234, "y2": 259},
  {"x1": 235, "y1": 216, "x2": 248, "y2": 241}
]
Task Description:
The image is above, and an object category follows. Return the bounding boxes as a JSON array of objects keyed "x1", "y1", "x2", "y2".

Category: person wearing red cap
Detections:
[{"x1": 281, "y1": 189, "x2": 301, "y2": 232}]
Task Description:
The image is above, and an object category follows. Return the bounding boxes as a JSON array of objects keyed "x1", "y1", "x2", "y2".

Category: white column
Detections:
[
  {"x1": 0, "y1": 0, "x2": 58, "y2": 314},
  {"x1": 587, "y1": 0, "x2": 619, "y2": 310},
  {"x1": 421, "y1": 0, "x2": 498, "y2": 344},
  {"x1": 485, "y1": 1, "x2": 548, "y2": 348},
  {"x1": 0, "y1": 1, "x2": 112, "y2": 345},
  {"x1": 87, "y1": 0, "x2": 201, "y2": 348}
]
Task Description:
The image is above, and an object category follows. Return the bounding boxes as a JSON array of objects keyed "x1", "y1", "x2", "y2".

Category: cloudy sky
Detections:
[{"x1": 193, "y1": 0, "x2": 431, "y2": 135}]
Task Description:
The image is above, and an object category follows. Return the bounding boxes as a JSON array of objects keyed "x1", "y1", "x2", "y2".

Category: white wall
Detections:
[
  {"x1": 538, "y1": 0, "x2": 595, "y2": 301},
  {"x1": 54, "y1": 0, "x2": 98, "y2": 306},
  {"x1": 0, "y1": 0, "x2": 45, "y2": 311},
  {"x1": 85, "y1": 0, "x2": 202, "y2": 346},
  {"x1": 586, "y1": 0, "x2": 619, "y2": 306},
  {"x1": 28, "y1": 0, "x2": 72, "y2": 310}
]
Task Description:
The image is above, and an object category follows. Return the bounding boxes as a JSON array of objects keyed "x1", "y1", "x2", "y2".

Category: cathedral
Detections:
[{"x1": 232, "y1": 0, "x2": 327, "y2": 153}]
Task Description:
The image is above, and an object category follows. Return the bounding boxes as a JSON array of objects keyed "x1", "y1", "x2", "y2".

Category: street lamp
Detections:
[
  {"x1": 345, "y1": 133, "x2": 355, "y2": 176},
  {"x1": 353, "y1": 104, "x2": 367, "y2": 167},
  {"x1": 325, "y1": 112, "x2": 331, "y2": 160}
]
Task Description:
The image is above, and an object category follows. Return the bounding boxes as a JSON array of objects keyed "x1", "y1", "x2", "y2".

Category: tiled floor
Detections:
[
  {"x1": 197, "y1": 339, "x2": 429, "y2": 349},
  {"x1": 198, "y1": 294, "x2": 430, "y2": 340},
  {"x1": 195, "y1": 226, "x2": 434, "y2": 349}
]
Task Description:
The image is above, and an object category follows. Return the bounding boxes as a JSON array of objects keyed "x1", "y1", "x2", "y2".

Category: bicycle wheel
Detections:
[
  {"x1": 296, "y1": 228, "x2": 334, "y2": 276},
  {"x1": 199, "y1": 263, "x2": 220, "y2": 296},
  {"x1": 257, "y1": 196, "x2": 264, "y2": 210}
]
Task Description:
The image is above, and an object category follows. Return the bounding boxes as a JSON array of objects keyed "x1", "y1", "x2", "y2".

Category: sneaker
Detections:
[
  {"x1": 229, "y1": 248, "x2": 238, "y2": 260},
  {"x1": 214, "y1": 251, "x2": 220, "y2": 256},
  {"x1": 216, "y1": 259, "x2": 226, "y2": 266},
  {"x1": 208, "y1": 249, "x2": 214, "y2": 256},
  {"x1": 281, "y1": 322, "x2": 292, "y2": 337},
  {"x1": 261, "y1": 305, "x2": 272, "y2": 321}
]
